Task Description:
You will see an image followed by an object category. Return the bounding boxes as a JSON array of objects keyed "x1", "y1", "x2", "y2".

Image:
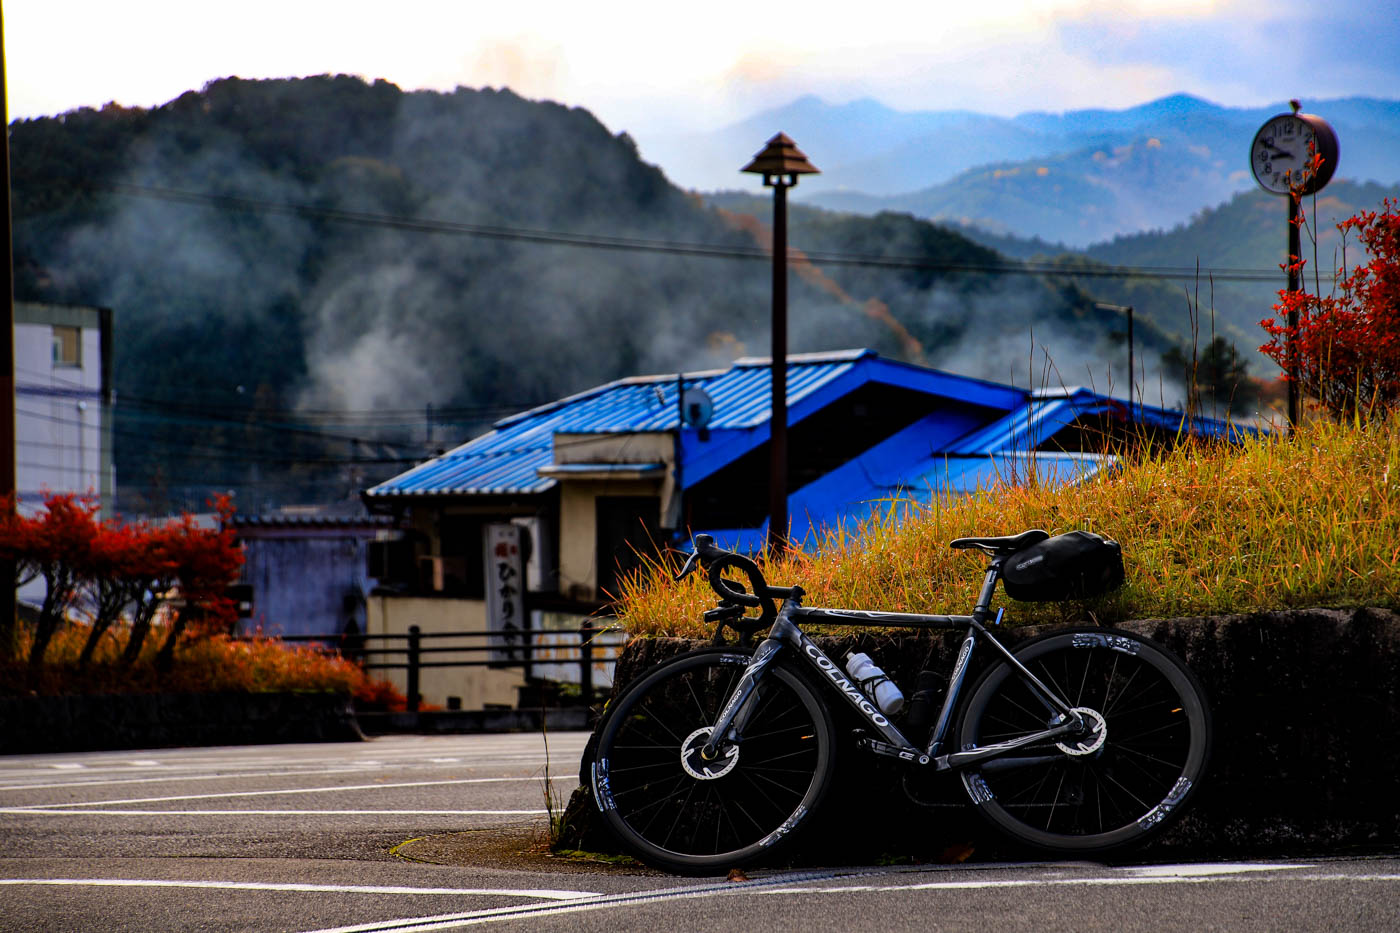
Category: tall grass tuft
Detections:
[{"x1": 618, "y1": 415, "x2": 1400, "y2": 637}]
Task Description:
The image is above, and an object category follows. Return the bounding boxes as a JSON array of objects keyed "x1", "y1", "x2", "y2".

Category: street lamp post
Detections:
[
  {"x1": 1095, "y1": 302, "x2": 1135, "y2": 422},
  {"x1": 742, "y1": 133, "x2": 818, "y2": 559}
]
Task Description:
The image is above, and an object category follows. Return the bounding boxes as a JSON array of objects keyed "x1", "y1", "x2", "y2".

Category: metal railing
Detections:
[{"x1": 267, "y1": 619, "x2": 618, "y2": 713}]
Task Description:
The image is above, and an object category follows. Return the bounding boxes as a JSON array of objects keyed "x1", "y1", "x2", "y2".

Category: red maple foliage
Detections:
[
  {"x1": 18, "y1": 494, "x2": 100, "y2": 680},
  {"x1": 153, "y1": 495, "x2": 244, "y2": 671},
  {"x1": 0, "y1": 493, "x2": 243, "y2": 679},
  {"x1": 82, "y1": 519, "x2": 178, "y2": 671},
  {"x1": 1260, "y1": 197, "x2": 1400, "y2": 421}
]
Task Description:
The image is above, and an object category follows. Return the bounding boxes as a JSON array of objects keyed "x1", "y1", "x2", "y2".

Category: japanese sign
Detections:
[{"x1": 484, "y1": 523, "x2": 526, "y2": 661}]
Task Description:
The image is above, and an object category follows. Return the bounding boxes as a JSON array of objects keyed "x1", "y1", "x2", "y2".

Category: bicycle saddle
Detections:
[{"x1": 949, "y1": 529, "x2": 1050, "y2": 556}]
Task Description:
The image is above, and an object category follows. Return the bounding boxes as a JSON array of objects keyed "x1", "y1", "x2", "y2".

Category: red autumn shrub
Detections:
[{"x1": 1261, "y1": 198, "x2": 1400, "y2": 420}]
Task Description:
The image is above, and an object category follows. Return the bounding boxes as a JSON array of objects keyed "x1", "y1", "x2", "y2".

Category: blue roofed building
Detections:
[{"x1": 359, "y1": 348, "x2": 1246, "y2": 709}]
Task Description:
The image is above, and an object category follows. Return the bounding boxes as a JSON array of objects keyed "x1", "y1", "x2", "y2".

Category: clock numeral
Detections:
[
  {"x1": 1264, "y1": 161, "x2": 1273, "y2": 174},
  {"x1": 1282, "y1": 121, "x2": 1295, "y2": 136}
]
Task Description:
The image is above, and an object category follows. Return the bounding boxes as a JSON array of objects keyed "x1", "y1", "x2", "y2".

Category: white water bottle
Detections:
[{"x1": 845, "y1": 652, "x2": 904, "y2": 716}]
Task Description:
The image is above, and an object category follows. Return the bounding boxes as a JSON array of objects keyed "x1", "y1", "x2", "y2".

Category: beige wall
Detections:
[
  {"x1": 553, "y1": 431, "x2": 673, "y2": 465},
  {"x1": 557, "y1": 477, "x2": 667, "y2": 599},
  {"x1": 366, "y1": 595, "x2": 527, "y2": 710},
  {"x1": 551, "y1": 431, "x2": 677, "y2": 599}
]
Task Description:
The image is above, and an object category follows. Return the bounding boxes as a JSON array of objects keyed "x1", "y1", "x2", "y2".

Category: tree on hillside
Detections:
[
  {"x1": 1163, "y1": 337, "x2": 1260, "y2": 417},
  {"x1": 1260, "y1": 199, "x2": 1400, "y2": 421}
]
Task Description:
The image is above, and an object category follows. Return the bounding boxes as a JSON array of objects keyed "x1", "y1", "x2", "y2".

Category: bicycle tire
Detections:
[
  {"x1": 591, "y1": 645, "x2": 836, "y2": 874},
  {"x1": 956, "y1": 626, "x2": 1211, "y2": 853}
]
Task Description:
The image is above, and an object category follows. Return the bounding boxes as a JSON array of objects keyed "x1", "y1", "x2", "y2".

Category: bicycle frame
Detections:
[{"x1": 698, "y1": 556, "x2": 1087, "y2": 773}]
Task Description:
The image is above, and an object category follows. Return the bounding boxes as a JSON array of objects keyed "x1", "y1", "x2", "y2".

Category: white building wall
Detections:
[
  {"x1": 14, "y1": 304, "x2": 110, "y2": 517},
  {"x1": 14, "y1": 304, "x2": 113, "y2": 607}
]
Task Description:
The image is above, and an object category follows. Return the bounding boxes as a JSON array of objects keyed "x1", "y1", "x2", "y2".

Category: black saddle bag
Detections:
[{"x1": 1000, "y1": 530, "x2": 1125, "y2": 602}]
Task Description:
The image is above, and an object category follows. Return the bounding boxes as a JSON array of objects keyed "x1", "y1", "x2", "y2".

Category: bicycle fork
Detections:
[{"x1": 697, "y1": 635, "x2": 785, "y2": 762}]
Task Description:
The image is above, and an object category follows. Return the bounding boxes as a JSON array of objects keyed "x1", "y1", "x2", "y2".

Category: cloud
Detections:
[
  {"x1": 1051, "y1": 2, "x2": 1400, "y2": 105},
  {"x1": 462, "y1": 37, "x2": 567, "y2": 102},
  {"x1": 6, "y1": 0, "x2": 1394, "y2": 138}
]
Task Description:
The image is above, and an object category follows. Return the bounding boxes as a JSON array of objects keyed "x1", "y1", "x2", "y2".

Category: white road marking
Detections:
[
  {"x1": 297, "y1": 871, "x2": 850, "y2": 933},
  {"x1": 0, "y1": 767, "x2": 382, "y2": 793},
  {"x1": 1, "y1": 808, "x2": 547, "y2": 816},
  {"x1": 756, "y1": 867, "x2": 1400, "y2": 896},
  {"x1": 0, "y1": 878, "x2": 597, "y2": 900},
  {"x1": 297, "y1": 865, "x2": 1400, "y2": 932},
  {"x1": 1, "y1": 776, "x2": 572, "y2": 811},
  {"x1": 49, "y1": 763, "x2": 84, "y2": 770},
  {"x1": 1124, "y1": 862, "x2": 1310, "y2": 877}
]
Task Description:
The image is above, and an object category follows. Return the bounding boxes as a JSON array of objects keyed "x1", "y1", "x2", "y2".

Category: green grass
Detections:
[{"x1": 618, "y1": 414, "x2": 1400, "y2": 637}]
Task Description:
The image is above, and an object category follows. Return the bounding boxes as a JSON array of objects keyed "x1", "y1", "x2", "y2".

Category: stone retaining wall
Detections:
[
  {"x1": 0, "y1": 692, "x2": 364, "y2": 754},
  {"x1": 558, "y1": 607, "x2": 1400, "y2": 859}
]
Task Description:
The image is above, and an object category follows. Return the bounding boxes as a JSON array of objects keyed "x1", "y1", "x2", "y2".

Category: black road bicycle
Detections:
[{"x1": 589, "y1": 530, "x2": 1211, "y2": 875}]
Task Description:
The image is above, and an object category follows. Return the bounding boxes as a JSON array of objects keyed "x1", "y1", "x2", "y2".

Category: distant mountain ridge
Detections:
[
  {"x1": 11, "y1": 76, "x2": 1168, "y2": 511},
  {"x1": 640, "y1": 93, "x2": 1400, "y2": 246}
]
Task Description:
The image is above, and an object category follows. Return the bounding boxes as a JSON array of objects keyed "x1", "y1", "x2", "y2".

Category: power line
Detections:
[
  {"x1": 18, "y1": 407, "x2": 426, "y2": 466},
  {"x1": 93, "y1": 181, "x2": 1311, "y2": 284}
]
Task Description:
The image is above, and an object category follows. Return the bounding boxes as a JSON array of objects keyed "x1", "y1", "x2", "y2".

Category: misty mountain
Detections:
[
  {"x1": 641, "y1": 93, "x2": 1400, "y2": 246},
  {"x1": 11, "y1": 76, "x2": 1172, "y2": 513},
  {"x1": 946, "y1": 178, "x2": 1400, "y2": 369}
]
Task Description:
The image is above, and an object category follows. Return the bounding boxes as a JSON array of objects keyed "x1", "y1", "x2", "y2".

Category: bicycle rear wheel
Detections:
[
  {"x1": 957, "y1": 627, "x2": 1210, "y2": 853},
  {"x1": 591, "y1": 646, "x2": 835, "y2": 874}
]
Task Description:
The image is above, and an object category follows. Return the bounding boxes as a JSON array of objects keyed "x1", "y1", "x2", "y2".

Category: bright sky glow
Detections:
[{"x1": 6, "y1": 0, "x2": 1398, "y2": 133}]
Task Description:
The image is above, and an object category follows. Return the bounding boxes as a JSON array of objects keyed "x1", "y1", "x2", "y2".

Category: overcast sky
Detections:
[{"x1": 7, "y1": 0, "x2": 1399, "y2": 134}]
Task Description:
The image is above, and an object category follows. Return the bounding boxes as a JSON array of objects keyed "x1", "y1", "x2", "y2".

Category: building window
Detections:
[{"x1": 52, "y1": 326, "x2": 81, "y2": 367}]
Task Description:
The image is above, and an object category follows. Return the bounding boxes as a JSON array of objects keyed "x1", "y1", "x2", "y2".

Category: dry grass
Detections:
[
  {"x1": 619, "y1": 414, "x2": 1400, "y2": 637},
  {"x1": 1, "y1": 622, "x2": 406, "y2": 706}
]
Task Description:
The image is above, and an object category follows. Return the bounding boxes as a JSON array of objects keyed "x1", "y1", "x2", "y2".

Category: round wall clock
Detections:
[{"x1": 1250, "y1": 111, "x2": 1339, "y2": 195}]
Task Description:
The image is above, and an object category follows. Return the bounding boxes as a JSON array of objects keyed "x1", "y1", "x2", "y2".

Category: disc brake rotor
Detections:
[
  {"x1": 1055, "y1": 707, "x2": 1108, "y2": 756},
  {"x1": 680, "y1": 726, "x2": 740, "y2": 780}
]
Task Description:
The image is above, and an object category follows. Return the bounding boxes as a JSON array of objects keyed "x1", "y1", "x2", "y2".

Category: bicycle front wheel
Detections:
[
  {"x1": 957, "y1": 627, "x2": 1211, "y2": 853},
  {"x1": 591, "y1": 646, "x2": 835, "y2": 874}
]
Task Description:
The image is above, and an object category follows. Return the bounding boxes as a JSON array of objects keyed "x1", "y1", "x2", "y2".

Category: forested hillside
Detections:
[{"x1": 13, "y1": 76, "x2": 1181, "y2": 513}]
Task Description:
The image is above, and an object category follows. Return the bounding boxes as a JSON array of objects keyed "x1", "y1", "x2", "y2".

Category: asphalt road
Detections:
[{"x1": 1, "y1": 733, "x2": 1397, "y2": 932}]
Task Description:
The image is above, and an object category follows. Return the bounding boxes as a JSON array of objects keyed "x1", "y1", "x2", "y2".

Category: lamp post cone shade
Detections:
[{"x1": 741, "y1": 133, "x2": 820, "y2": 181}]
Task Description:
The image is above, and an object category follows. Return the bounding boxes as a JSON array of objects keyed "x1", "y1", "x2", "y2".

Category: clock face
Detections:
[{"x1": 1251, "y1": 113, "x2": 1338, "y2": 195}]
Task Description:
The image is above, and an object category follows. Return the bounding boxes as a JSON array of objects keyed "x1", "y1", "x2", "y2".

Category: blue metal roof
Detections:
[
  {"x1": 368, "y1": 351, "x2": 863, "y2": 497},
  {"x1": 366, "y1": 349, "x2": 1252, "y2": 505},
  {"x1": 367, "y1": 349, "x2": 1020, "y2": 498}
]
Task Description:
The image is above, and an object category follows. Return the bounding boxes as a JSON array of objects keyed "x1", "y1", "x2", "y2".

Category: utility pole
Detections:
[
  {"x1": 1, "y1": 4, "x2": 18, "y2": 657},
  {"x1": 1096, "y1": 303, "x2": 1135, "y2": 422}
]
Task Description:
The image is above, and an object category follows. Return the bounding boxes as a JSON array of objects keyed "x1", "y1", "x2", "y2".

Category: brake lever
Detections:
[{"x1": 673, "y1": 549, "x2": 701, "y2": 582}]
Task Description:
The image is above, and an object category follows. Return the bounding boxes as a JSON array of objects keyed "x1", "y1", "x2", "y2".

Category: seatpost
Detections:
[{"x1": 971, "y1": 557, "x2": 1004, "y2": 625}]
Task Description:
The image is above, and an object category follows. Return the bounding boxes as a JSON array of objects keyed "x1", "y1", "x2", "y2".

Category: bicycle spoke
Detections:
[
  {"x1": 1044, "y1": 768, "x2": 1069, "y2": 831},
  {"x1": 629, "y1": 705, "x2": 687, "y2": 746},
  {"x1": 596, "y1": 650, "x2": 834, "y2": 870},
  {"x1": 1113, "y1": 742, "x2": 1186, "y2": 772},
  {"x1": 961, "y1": 631, "x2": 1209, "y2": 851},
  {"x1": 1102, "y1": 661, "x2": 1140, "y2": 716},
  {"x1": 660, "y1": 781, "x2": 700, "y2": 850},
  {"x1": 1071, "y1": 651, "x2": 1091, "y2": 708}
]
